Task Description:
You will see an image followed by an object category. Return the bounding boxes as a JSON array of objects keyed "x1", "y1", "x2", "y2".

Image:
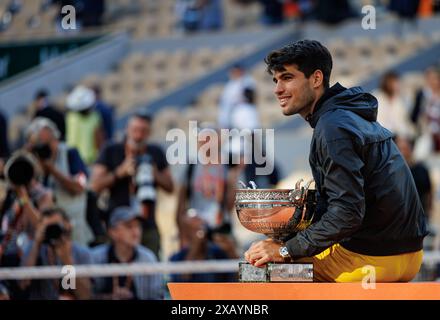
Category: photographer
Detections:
[
  {"x1": 170, "y1": 214, "x2": 237, "y2": 282},
  {"x1": 1, "y1": 152, "x2": 53, "y2": 259},
  {"x1": 91, "y1": 112, "x2": 174, "y2": 257},
  {"x1": 91, "y1": 207, "x2": 163, "y2": 300},
  {"x1": 25, "y1": 118, "x2": 93, "y2": 246},
  {"x1": 19, "y1": 207, "x2": 92, "y2": 300},
  {"x1": 176, "y1": 123, "x2": 241, "y2": 248}
]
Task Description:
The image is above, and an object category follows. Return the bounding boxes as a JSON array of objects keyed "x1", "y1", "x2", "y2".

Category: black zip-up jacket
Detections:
[{"x1": 286, "y1": 83, "x2": 427, "y2": 258}]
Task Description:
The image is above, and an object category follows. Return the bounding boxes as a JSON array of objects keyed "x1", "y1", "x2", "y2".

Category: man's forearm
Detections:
[
  {"x1": 155, "y1": 171, "x2": 174, "y2": 193},
  {"x1": 176, "y1": 187, "x2": 187, "y2": 231},
  {"x1": 49, "y1": 166, "x2": 84, "y2": 195},
  {"x1": 91, "y1": 172, "x2": 116, "y2": 193},
  {"x1": 19, "y1": 242, "x2": 40, "y2": 289},
  {"x1": 21, "y1": 201, "x2": 41, "y2": 229}
]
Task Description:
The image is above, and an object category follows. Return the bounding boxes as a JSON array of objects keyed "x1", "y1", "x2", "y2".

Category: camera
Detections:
[
  {"x1": 134, "y1": 154, "x2": 156, "y2": 203},
  {"x1": 31, "y1": 143, "x2": 52, "y2": 160},
  {"x1": 206, "y1": 222, "x2": 232, "y2": 241},
  {"x1": 43, "y1": 223, "x2": 66, "y2": 245}
]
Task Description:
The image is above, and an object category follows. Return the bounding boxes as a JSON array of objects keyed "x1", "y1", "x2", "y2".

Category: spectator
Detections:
[
  {"x1": 176, "y1": 0, "x2": 202, "y2": 33},
  {"x1": 92, "y1": 85, "x2": 114, "y2": 142},
  {"x1": 389, "y1": 0, "x2": 420, "y2": 35},
  {"x1": 218, "y1": 64, "x2": 256, "y2": 129},
  {"x1": 80, "y1": 0, "x2": 105, "y2": 27},
  {"x1": 199, "y1": 0, "x2": 223, "y2": 31},
  {"x1": 314, "y1": 0, "x2": 356, "y2": 25},
  {"x1": 230, "y1": 88, "x2": 280, "y2": 188},
  {"x1": 1, "y1": 151, "x2": 54, "y2": 255},
  {"x1": 92, "y1": 206, "x2": 163, "y2": 300},
  {"x1": 176, "y1": 124, "x2": 241, "y2": 247},
  {"x1": 411, "y1": 66, "x2": 440, "y2": 153},
  {"x1": 32, "y1": 89, "x2": 66, "y2": 141},
  {"x1": 90, "y1": 112, "x2": 174, "y2": 257},
  {"x1": 0, "y1": 180, "x2": 51, "y2": 251},
  {"x1": 389, "y1": 0, "x2": 420, "y2": 18},
  {"x1": 170, "y1": 215, "x2": 237, "y2": 282},
  {"x1": 230, "y1": 88, "x2": 260, "y2": 131},
  {"x1": 19, "y1": 207, "x2": 92, "y2": 300},
  {"x1": 259, "y1": 0, "x2": 284, "y2": 25},
  {"x1": 65, "y1": 85, "x2": 104, "y2": 165},
  {"x1": 176, "y1": 0, "x2": 223, "y2": 33},
  {"x1": 7, "y1": 0, "x2": 22, "y2": 15},
  {"x1": 394, "y1": 135, "x2": 435, "y2": 239},
  {"x1": 375, "y1": 71, "x2": 414, "y2": 136},
  {"x1": 0, "y1": 111, "x2": 9, "y2": 175},
  {"x1": 25, "y1": 117, "x2": 93, "y2": 246}
]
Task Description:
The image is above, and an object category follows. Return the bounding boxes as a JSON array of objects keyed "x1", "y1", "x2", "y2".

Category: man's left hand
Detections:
[{"x1": 244, "y1": 239, "x2": 285, "y2": 267}]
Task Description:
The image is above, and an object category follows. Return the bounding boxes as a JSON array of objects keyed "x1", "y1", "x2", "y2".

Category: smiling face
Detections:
[{"x1": 273, "y1": 65, "x2": 321, "y2": 118}]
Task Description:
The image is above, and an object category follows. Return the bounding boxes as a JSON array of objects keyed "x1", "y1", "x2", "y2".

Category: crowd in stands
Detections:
[
  {"x1": 2, "y1": 0, "x2": 440, "y2": 39},
  {"x1": 373, "y1": 65, "x2": 440, "y2": 251}
]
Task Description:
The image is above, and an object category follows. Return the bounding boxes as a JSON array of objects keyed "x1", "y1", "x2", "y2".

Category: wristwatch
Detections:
[{"x1": 279, "y1": 246, "x2": 292, "y2": 262}]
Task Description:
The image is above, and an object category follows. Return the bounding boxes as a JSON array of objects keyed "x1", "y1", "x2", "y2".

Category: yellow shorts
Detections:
[{"x1": 297, "y1": 244, "x2": 423, "y2": 282}]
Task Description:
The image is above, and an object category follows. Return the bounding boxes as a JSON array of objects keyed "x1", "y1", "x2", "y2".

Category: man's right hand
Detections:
[
  {"x1": 115, "y1": 156, "x2": 136, "y2": 179},
  {"x1": 112, "y1": 286, "x2": 134, "y2": 300},
  {"x1": 34, "y1": 217, "x2": 55, "y2": 245}
]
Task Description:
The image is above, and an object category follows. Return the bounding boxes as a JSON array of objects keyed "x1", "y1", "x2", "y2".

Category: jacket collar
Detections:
[{"x1": 306, "y1": 82, "x2": 347, "y2": 128}]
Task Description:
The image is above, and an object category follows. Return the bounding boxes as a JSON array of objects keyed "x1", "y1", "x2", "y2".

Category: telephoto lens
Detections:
[
  {"x1": 135, "y1": 154, "x2": 156, "y2": 203},
  {"x1": 4, "y1": 152, "x2": 36, "y2": 186}
]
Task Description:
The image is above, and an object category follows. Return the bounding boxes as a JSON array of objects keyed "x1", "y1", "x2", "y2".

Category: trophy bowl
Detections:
[
  {"x1": 235, "y1": 182, "x2": 316, "y2": 241},
  {"x1": 235, "y1": 180, "x2": 317, "y2": 282}
]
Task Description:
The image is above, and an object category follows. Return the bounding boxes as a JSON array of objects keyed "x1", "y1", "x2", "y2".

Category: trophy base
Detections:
[{"x1": 238, "y1": 262, "x2": 313, "y2": 282}]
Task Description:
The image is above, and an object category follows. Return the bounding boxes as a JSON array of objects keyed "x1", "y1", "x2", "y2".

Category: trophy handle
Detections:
[
  {"x1": 304, "y1": 179, "x2": 315, "y2": 191},
  {"x1": 295, "y1": 178, "x2": 303, "y2": 190},
  {"x1": 288, "y1": 179, "x2": 315, "y2": 206}
]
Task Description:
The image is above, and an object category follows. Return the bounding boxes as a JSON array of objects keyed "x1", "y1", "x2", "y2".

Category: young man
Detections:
[
  {"x1": 244, "y1": 40, "x2": 428, "y2": 282},
  {"x1": 91, "y1": 112, "x2": 174, "y2": 257},
  {"x1": 91, "y1": 206, "x2": 163, "y2": 300}
]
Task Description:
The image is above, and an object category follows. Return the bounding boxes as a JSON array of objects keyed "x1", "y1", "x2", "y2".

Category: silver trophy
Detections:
[{"x1": 236, "y1": 179, "x2": 316, "y2": 282}]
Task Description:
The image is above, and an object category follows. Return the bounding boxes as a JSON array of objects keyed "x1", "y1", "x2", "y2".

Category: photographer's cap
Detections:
[{"x1": 109, "y1": 206, "x2": 143, "y2": 228}]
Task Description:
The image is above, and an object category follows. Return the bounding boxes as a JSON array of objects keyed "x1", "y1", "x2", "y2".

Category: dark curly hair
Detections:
[{"x1": 265, "y1": 40, "x2": 333, "y2": 89}]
